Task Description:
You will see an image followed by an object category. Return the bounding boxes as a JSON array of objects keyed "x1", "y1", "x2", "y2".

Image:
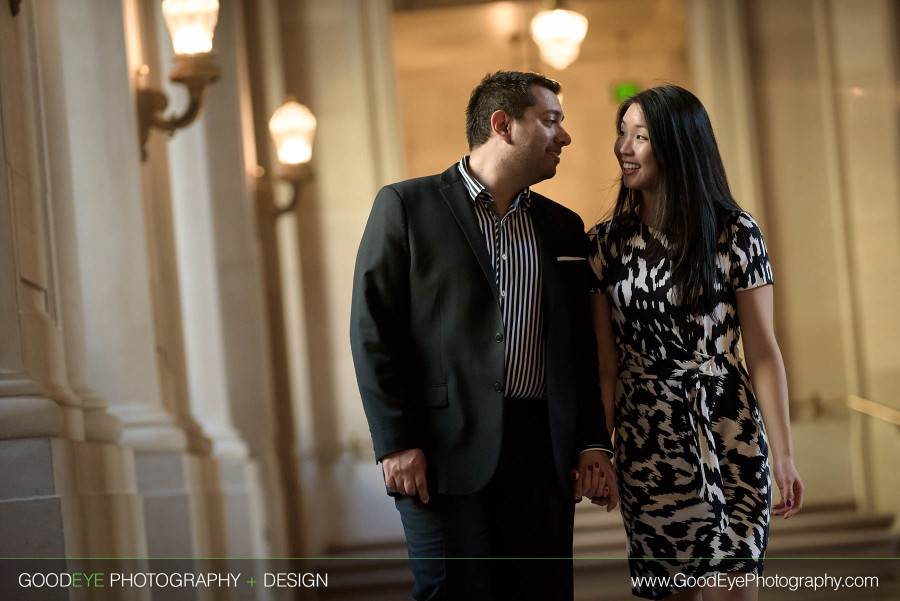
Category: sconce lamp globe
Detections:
[
  {"x1": 269, "y1": 100, "x2": 317, "y2": 165},
  {"x1": 162, "y1": 0, "x2": 220, "y2": 55}
]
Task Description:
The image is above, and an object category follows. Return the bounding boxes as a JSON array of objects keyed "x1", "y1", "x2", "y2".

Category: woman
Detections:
[{"x1": 589, "y1": 85, "x2": 803, "y2": 600}]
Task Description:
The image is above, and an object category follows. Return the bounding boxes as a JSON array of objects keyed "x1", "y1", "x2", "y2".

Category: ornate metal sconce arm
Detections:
[
  {"x1": 273, "y1": 164, "x2": 312, "y2": 216},
  {"x1": 137, "y1": 54, "x2": 221, "y2": 161},
  {"x1": 255, "y1": 164, "x2": 313, "y2": 220}
]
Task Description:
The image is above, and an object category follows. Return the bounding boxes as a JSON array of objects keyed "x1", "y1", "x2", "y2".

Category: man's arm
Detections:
[{"x1": 349, "y1": 185, "x2": 420, "y2": 462}]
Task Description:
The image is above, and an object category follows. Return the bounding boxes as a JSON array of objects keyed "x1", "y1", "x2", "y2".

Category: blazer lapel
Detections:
[{"x1": 439, "y1": 167, "x2": 499, "y2": 301}]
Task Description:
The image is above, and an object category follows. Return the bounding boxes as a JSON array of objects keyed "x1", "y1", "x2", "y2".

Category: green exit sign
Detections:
[{"x1": 613, "y1": 82, "x2": 640, "y2": 102}]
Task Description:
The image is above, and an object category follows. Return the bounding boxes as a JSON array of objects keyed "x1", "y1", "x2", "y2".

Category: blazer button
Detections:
[
  {"x1": 493, "y1": 382, "x2": 503, "y2": 393},
  {"x1": 495, "y1": 333, "x2": 503, "y2": 343}
]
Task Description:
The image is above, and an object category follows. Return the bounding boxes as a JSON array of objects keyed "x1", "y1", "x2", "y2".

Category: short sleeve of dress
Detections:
[
  {"x1": 729, "y1": 212, "x2": 774, "y2": 290},
  {"x1": 587, "y1": 221, "x2": 612, "y2": 293}
]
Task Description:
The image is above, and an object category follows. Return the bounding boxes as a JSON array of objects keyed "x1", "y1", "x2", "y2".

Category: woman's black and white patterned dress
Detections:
[{"x1": 589, "y1": 211, "x2": 772, "y2": 600}]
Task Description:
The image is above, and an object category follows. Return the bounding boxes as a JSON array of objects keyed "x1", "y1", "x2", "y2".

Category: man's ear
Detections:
[{"x1": 490, "y1": 109, "x2": 513, "y2": 143}]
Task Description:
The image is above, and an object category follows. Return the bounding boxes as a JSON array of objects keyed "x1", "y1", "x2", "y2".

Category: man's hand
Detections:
[
  {"x1": 571, "y1": 450, "x2": 618, "y2": 511},
  {"x1": 382, "y1": 448, "x2": 429, "y2": 503}
]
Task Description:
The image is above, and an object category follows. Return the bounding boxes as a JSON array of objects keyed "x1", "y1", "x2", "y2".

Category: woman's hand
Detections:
[
  {"x1": 572, "y1": 450, "x2": 614, "y2": 500},
  {"x1": 771, "y1": 455, "x2": 803, "y2": 518},
  {"x1": 590, "y1": 469, "x2": 619, "y2": 512}
]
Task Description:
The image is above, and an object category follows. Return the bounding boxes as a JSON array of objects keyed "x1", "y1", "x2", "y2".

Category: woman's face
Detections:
[{"x1": 614, "y1": 103, "x2": 658, "y2": 195}]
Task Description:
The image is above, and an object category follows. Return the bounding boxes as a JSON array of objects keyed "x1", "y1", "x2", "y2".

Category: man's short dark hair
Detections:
[{"x1": 465, "y1": 71, "x2": 562, "y2": 150}]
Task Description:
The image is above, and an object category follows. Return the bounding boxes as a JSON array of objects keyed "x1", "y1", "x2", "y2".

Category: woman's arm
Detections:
[
  {"x1": 736, "y1": 284, "x2": 804, "y2": 518},
  {"x1": 589, "y1": 292, "x2": 620, "y2": 510},
  {"x1": 591, "y1": 293, "x2": 619, "y2": 443}
]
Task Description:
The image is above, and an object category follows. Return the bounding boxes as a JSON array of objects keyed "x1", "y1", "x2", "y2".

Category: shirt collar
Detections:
[{"x1": 457, "y1": 156, "x2": 531, "y2": 210}]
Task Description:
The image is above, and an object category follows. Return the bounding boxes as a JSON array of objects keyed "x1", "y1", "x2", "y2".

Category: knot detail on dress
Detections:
[{"x1": 620, "y1": 349, "x2": 736, "y2": 533}]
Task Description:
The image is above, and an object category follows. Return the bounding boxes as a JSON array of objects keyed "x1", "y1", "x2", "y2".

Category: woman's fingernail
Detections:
[
  {"x1": 594, "y1": 462, "x2": 600, "y2": 469},
  {"x1": 600, "y1": 471, "x2": 605, "y2": 478},
  {"x1": 787, "y1": 500, "x2": 792, "y2": 507},
  {"x1": 588, "y1": 464, "x2": 594, "y2": 470}
]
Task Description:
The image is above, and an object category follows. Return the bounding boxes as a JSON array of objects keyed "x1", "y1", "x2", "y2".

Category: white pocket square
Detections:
[{"x1": 556, "y1": 256, "x2": 585, "y2": 262}]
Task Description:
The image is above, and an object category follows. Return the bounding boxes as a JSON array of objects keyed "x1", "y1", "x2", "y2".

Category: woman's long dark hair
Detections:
[{"x1": 610, "y1": 85, "x2": 742, "y2": 315}]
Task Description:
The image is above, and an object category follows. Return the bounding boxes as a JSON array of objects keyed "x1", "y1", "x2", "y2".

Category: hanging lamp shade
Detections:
[{"x1": 530, "y1": 8, "x2": 588, "y2": 70}]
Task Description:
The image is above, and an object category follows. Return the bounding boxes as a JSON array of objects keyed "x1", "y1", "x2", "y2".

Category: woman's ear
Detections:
[{"x1": 490, "y1": 109, "x2": 513, "y2": 143}]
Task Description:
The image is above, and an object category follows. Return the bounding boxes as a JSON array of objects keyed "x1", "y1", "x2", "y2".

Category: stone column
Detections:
[
  {"x1": 35, "y1": 1, "x2": 124, "y2": 448},
  {"x1": 47, "y1": 0, "x2": 194, "y2": 457},
  {"x1": 123, "y1": 0, "x2": 282, "y2": 579},
  {"x1": 686, "y1": 0, "x2": 766, "y2": 223},
  {"x1": 0, "y1": 0, "x2": 148, "y2": 587},
  {"x1": 116, "y1": 0, "x2": 240, "y2": 572},
  {"x1": 825, "y1": 0, "x2": 900, "y2": 516},
  {"x1": 0, "y1": 0, "x2": 79, "y2": 445},
  {"x1": 825, "y1": 0, "x2": 900, "y2": 405},
  {"x1": 742, "y1": 0, "x2": 866, "y2": 409},
  {"x1": 277, "y1": 0, "x2": 407, "y2": 553},
  {"x1": 241, "y1": 0, "x2": 308, "y2": 564},
  {"x1": 158, "y1": 0, "x2": 273, "y2": 567}
]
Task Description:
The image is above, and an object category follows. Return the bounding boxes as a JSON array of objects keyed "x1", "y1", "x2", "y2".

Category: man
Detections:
[{"x1": 350, "y1": 71, "x2": 617, "y2": 601}]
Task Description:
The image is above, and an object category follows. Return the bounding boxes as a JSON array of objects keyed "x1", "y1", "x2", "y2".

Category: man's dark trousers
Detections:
[{"x1": 394, "y1": 398, "x2": 575, "y2": 601}]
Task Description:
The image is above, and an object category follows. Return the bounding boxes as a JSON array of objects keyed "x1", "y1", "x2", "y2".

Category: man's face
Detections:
[{"x1": 508, "y1": 85, "x2": 572, "y2": 185}]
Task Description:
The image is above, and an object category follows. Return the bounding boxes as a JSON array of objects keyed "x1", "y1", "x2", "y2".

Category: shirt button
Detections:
[
  {"x1": 495, "y1": 333, "x2": 503, "y2": 343},
  {"x1": 493, "y1": 382, "x2": 503, "y2": 393},
  {"x1": 500, "y1": 290, "x2": 507, "y2": 298},
  {"x1": 501, "y1": 253, "x2": 508, "y2": 261}
]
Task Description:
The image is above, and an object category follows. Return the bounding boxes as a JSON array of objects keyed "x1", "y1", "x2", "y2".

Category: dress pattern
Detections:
[{"x1": 589, "y1": 211, "x2": 773, "y2": 600}]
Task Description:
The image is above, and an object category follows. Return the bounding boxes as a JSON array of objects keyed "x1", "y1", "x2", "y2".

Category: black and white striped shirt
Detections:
[{"x1": 458, "y1": 157, "x2": 546, "y2": 399}]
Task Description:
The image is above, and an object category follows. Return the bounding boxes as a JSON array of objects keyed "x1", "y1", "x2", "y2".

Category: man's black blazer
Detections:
[{"x1": 350, "y1": 163, "x2": 610, "y2": 499}]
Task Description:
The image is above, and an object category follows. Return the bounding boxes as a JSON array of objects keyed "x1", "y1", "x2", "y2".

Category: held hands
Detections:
[
  {"x1": 772, "y1": 455, "x2": 804, "y2": 519},
  {"x1": 382, "y1": 448, "x2": 429, "y2": 503},
  {"x1": 571, "y1": 450, "x2": 618, "y2": 511}
]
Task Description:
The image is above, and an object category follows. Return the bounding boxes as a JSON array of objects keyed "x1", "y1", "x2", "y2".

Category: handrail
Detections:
[{"x1": 847, "y1": 395, "x2": 900, "y2": 427}]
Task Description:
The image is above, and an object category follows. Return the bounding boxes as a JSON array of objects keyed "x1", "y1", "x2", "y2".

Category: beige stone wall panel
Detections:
[
  {"x1": 827, "y1": 0, "x2": 900, "y2": 406},
  {"x1": 745, "y1": 0, "x2": 857, "y2": 405}
]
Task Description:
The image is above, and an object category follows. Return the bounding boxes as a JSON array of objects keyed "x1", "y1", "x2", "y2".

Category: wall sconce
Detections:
[
  {"x1": 253, "y1": 100, "x2": 319, "y2": 563},
  {"x1": 136, "y1": 0, "x2": 222, "y2": 161},
  {"x1": 264, "y1": 98, "x2": 317, "y2": 213},
  {"x1": 530, "y1": 0, "x2": 589, "y2": 71}
]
